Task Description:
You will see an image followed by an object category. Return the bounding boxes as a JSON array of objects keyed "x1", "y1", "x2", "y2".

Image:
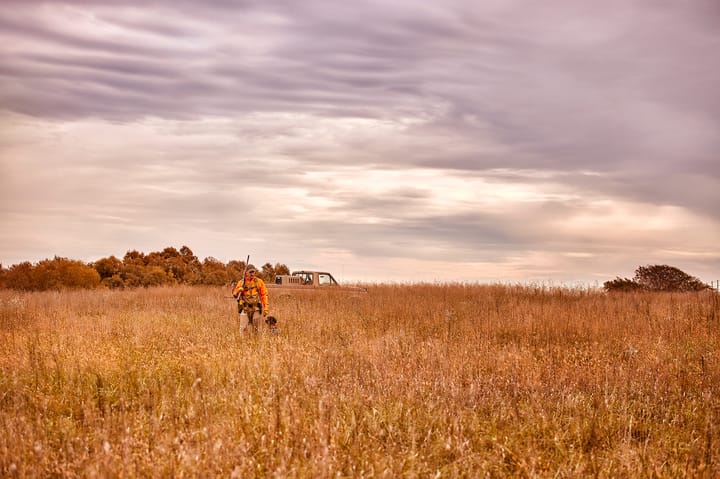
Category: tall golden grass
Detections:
[{"x1": 1, "y1": 284, "x2": 718, "y2": 478}]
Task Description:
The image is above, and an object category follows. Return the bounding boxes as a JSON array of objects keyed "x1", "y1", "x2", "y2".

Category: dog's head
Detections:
[{"x1": 265, "y1": 315, "x2": 277, "y2": 326}]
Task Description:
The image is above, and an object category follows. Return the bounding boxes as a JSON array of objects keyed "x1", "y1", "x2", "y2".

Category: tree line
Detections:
[
  {"x1": 1, "y1": 251, "x2": 710, "y2": 293},
  {"x1": 0, "y1": 246, "x2": 290, "y2": 291}
]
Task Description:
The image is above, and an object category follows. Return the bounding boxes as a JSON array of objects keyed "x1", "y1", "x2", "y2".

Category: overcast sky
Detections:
[{"x1": 1, "y1": 0, "x2": 719, "y2": 285}]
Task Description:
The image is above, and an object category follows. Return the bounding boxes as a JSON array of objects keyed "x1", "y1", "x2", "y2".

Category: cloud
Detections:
[{"x1": 1, "y1": 0, "x2": 719, "y2": 284}]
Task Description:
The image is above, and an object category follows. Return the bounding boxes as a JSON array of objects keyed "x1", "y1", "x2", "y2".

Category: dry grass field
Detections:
[{"x1": 1, "y1": 284, "x2": 718, "y2": 478}]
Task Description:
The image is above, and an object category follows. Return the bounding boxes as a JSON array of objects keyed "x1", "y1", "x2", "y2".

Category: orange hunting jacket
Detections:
[{"x1": 232, "y1": 276, "x2": 269, "y2": 312}]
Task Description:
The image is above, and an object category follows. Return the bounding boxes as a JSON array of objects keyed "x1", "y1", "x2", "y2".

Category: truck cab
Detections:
[{"x1": 274, "y1": 271, "x2": 339, "y2": 287}]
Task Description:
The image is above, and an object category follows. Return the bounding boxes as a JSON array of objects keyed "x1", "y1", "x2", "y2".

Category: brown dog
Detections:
[{"x1": 265, "y1": 315, "x2": 278, "y2": 335}]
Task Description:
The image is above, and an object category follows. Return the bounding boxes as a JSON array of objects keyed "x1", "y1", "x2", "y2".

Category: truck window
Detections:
[
  {"x1": 318, "y1": 273, "x2": 337, "y2": 285},
  {"x1": 293, "y1": 272, "x2": 313, "y2": 284}
]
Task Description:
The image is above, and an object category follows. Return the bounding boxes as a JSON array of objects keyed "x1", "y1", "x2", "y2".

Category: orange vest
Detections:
[{"x1": 232, "y1": 277, "x2": 268, "y2": 311}]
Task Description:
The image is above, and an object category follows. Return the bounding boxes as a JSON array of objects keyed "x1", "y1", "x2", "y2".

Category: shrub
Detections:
[{"x1": 605, "y1": 265, "x2": 708, "y2": 292}]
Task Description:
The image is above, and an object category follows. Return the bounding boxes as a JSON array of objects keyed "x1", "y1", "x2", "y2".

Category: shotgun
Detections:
[{"x1": 234, "y1": 255, "x2": 250, "y2": 298}]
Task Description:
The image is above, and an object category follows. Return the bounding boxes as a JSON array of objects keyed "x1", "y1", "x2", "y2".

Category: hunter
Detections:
[{"x1": 232, "y1": 267, "x2": 269, "y2": 331}]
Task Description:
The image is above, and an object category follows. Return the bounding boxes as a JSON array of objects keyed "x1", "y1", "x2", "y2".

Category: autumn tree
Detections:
[
  {"x1": 120, "y1": 263, "x2": 145, "y2": 288},
  {"x1": 94, "y1": 255, "x2": 123, "y2": 287},
  {"x1": 45, "y1": 258, "x2": 101, "y2": 289},
  {"x1": 226, "y1": 259, "x2": 249, "y2": 283},
  {"x1": 274, "y1": 262, "x2": 290, "y2": 276},
  {"x1": 1, "y1": 262, "x2": 35, "y2": 290},
  {"x1": 160, "y1": 247, "x2": 185, "y2": 283},
  {"x1": 1, "y1": 257, "x2": 100, "y2": 290},
  {"x1": 201, "y1": 257, "x2": 229, "y2": 285},
  {"x1": 602, "y1": 277, "x2": 644, "y2": 292},
  {"x1": 123, "y1": 250, "x2": 145, "y2": 266},
  {"x1": 633, "y1": 265, "x2": 707, "y2": 292},
  {"x1": 604, "y1": 265, "x2": 708, "y2": 292},
  {"x1": 177, "y1": 245, "x2": 202, "y2": 283},
  {"x1": 140, "y1": 266, "x2": 172, "y2": 287},
  {"x1": 260, "y1": 262, "x2": 290, "y2": 283},
  {"x1": 144, "y1": 251, "x2": 176, "y2": 285}
]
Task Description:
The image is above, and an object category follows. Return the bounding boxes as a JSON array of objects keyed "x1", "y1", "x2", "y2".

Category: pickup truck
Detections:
[{"x1": 268, "y1": 270, "x2": 366, "y2": 293}]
